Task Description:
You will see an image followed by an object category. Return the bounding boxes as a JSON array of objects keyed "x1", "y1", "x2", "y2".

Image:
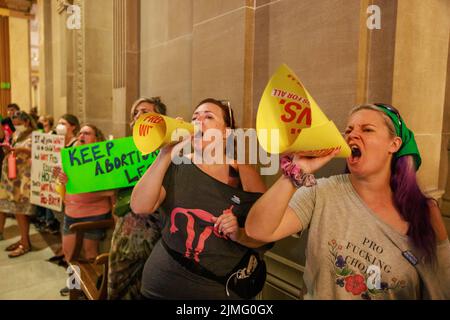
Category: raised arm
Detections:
[
  {"x1": 246, "y1": 149, "x2": 341, "y2": 243},
  {"x1": 245, "y1": 175, "x2": 303, "y2": 243},
  {"x1": 130, "y1": 146, "x2": 172, "y2": 214}
]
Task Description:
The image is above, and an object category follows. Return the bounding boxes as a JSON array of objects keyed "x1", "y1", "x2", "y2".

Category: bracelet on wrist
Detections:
[{"x1": 280, "y1": 155, "x2": 317, "y2": 188}]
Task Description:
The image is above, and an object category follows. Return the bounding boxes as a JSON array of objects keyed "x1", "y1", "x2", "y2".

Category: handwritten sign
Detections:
[
  {"x1": 61, "y1": 136, "x2": 158, "y2": 194},
  {"x1": 30, "y1": 132, "x2": 65, "y2": 210}
]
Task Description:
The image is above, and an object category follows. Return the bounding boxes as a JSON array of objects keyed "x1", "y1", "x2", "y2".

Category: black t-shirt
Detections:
[{"x1": 160, "y1": 161, "x2": 262, "y2": 277}]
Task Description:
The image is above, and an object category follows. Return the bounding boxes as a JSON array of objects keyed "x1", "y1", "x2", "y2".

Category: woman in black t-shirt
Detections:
[{"x1": 131, "y1": 98, "x2": 268, "y2": 299}]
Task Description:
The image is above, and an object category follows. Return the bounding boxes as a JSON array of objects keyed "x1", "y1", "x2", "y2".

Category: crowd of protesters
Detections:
[{"x1": 0, "y1": 98, "x2": 448, "y2": 300}]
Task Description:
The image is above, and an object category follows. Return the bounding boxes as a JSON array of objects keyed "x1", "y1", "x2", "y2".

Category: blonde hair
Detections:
[
  {"x1": 130, "y1": 97, "x2": 167, "y2": 128},
  {"x1": 349, "y1": 104, "x2": 396, "y2": 138}
]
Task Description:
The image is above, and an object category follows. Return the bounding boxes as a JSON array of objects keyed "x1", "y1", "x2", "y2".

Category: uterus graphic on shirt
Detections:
[
  {"x1": 169, "y1": 206, "x2": 233, "y2": 263},
  {"x1": 329, "y1": 237, "x2": 407, "y2": 299}
]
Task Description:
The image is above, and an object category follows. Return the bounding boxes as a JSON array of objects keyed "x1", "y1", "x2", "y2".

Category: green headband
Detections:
[{"x1": 375, "y1": 104, "x2": 422, "y2": 170}]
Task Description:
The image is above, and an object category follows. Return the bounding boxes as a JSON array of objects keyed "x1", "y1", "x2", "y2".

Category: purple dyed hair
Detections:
[{"x1": 390, "y1": 156, "x2": 436, "y2": 263}]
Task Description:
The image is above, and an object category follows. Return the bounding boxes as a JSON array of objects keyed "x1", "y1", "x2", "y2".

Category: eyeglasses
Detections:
[
  {"x1": 219, "y1": 99, "x2": 234, "y2": 129},
  {"x1": 374, "y1": 103, "x2": 403, "y2": 134}
]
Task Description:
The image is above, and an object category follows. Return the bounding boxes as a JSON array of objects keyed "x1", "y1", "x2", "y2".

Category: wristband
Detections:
[{"x1": 280, "y1": 155, "x2": 317, "y2": 188}]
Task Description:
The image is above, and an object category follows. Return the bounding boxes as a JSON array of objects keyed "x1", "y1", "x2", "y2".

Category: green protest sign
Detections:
[{"x1": 61, "y1": 136, "x2": 158, "y2": 194}]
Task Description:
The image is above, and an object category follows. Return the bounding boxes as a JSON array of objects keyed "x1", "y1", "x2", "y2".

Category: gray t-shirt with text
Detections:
[{"x1": 289, "y1": 174, "x2": 450, "y2": 300}]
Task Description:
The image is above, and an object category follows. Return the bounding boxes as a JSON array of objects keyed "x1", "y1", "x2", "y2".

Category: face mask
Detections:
[
  {"x1": 14, "y1": 125, "x2": 26, "y2": 134},
  {"x1": 56, "y1": 124, "x2": 67, "y2": 136}
]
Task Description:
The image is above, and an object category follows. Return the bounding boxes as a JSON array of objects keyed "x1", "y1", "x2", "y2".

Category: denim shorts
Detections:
[{"x1": 63, "y1": 212, "x2": 112, "y2": 240}]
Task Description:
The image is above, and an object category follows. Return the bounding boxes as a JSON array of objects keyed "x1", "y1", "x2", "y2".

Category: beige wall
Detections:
[
  {"x1": 392, "y1": 0, "x2": 450, "y2": 199},
  {"x1": 140, "y1": 0, "x2": 193, "y2": 120},
  {"x1": 49, "y1": 0, "x2": 68, "y2": 122},
  {"x1": 9, "y1": 16, "x2": 31, "y2": 111},
  {"x1": 37, "y1": 0, "x2": 52, "y2": 116},
  {"x1": 38, "y1": 0, "x2": 114, "y2": 136},
  {"x1": 440, "y1": 32, "x2": 450, "y2": 232},
  {"x1": 83, "y1": 0, "x2": 113, "y2": 135},
  {"x1": 192, "y1": 0, "x2": 253, "y2": 128}
]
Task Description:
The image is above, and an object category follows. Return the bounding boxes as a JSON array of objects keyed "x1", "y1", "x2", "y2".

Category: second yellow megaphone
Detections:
[
  {"x1": 256, "y1": 64, "x2": 351, "y2": 158},
  {"x1": 133, "y1": 112, "x2": 194, "y2": 155}
]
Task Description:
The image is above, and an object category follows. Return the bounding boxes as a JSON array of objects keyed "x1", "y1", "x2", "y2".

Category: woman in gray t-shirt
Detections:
[{"x1": 246, "y1": 103, "x2": 450, "y2": 300}]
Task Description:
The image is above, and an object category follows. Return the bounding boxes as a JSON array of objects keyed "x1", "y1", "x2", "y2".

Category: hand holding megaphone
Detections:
[
  {"x1": 133, "y1": 113, "x2": 194, "y2": 155},
  {"x1": 290, "y1": 146, "x2": 341, "y2": 174}
]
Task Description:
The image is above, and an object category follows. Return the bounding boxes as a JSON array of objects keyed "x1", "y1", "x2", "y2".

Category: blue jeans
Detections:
[{"x1": 63, "y1": 212, "x2": 112, "y2": 240}]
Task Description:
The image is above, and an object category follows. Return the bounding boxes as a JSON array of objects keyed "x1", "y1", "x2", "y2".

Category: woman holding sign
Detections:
[
  {"x1": 131, "y1": 98, "x2": 269, "y2": 299},
  {"x1": 58, "y1": 124, "x2": 115, "y2": 262},
  {"x1": 0, "y1": 112, "x2": 37, "y2": 257},
  {"x1": 108, "y1": 97, "x2": 167, "y2": 300},
  {"x1": 246, "y1": 104, "x2": 450, "y2": 299}
]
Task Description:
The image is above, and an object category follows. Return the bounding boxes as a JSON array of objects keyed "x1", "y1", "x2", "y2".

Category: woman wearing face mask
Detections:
[
  {"x1": 56, "y1": 114, "x2": 80, "y2": 147},
  {"x1": 131, "y1": 98, "x2": 268, "y2": 299},
  {"x1": 246, "y1": 104, "x2": 450, "y2": 300},
  {"x1": 57, "y1": 124, "x2": 116, "y2": 296},
  {"x1": 0, "y1": 112, "x2": 37, "y2": 257},
  {"x1": 108, "y1": 97, "x2": 167, "y2": 300}
]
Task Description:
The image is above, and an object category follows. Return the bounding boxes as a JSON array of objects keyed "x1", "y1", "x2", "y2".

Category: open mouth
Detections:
[
  {"x1": 351, "y1": 146, "x2": 361, "y2": 158},
  {"x1": 349, "y1": 145, "x2": 362, "y2": 164}
]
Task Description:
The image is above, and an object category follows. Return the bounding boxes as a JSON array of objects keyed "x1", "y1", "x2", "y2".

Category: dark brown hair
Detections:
[
  {"x1": 82, "y1": 124, "x2": 106, "y2": 142},
  {"x1": 195, "y1": 98, "x2": 236, "y2": 129},
  {"x1": 61, "y1": 113, "x2": 80, "y2": 135},
  {"x1": 7, "y1": 103, "x2": 20, "y2": 111}
]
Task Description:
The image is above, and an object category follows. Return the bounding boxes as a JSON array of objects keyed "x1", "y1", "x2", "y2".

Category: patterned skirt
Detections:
[
  {"x1": 0, "y1": 152, "x2": 33, "y2": 215},
  {"x1": 107, "y1": 211, "x2": 163, "y2": 300}
]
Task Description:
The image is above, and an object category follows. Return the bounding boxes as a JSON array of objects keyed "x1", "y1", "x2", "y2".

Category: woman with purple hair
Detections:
[{"x1": 246, "y1": 103, "x2": 450, "y2": 299}]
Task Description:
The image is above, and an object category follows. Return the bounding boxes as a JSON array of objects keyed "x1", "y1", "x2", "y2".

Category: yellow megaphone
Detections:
[
  {"x1": 256, "y1": 64, "x2": 351, "y2": 158},
  {"x1": 133, "y1": 112, "x2": 194, "y2": 155}
]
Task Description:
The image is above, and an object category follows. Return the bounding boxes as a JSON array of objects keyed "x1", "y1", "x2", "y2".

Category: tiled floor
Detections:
[{"x1": 0, "y1": 217, "x2": 68, "y2": 300}]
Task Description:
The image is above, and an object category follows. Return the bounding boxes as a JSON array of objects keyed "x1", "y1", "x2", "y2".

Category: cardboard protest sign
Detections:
[
  {"x1": 256, "y1": 64, "x2": 351, "y2": 157},
  {"x1": 133, "y1": 112, "x2": 194, "y2": 155},
  {"x1": 61, "y1": 136, "x2": 158, "y2": 194},
  {"x1": 30, "y1": 132, "x2": 65, "y2": 210}
]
